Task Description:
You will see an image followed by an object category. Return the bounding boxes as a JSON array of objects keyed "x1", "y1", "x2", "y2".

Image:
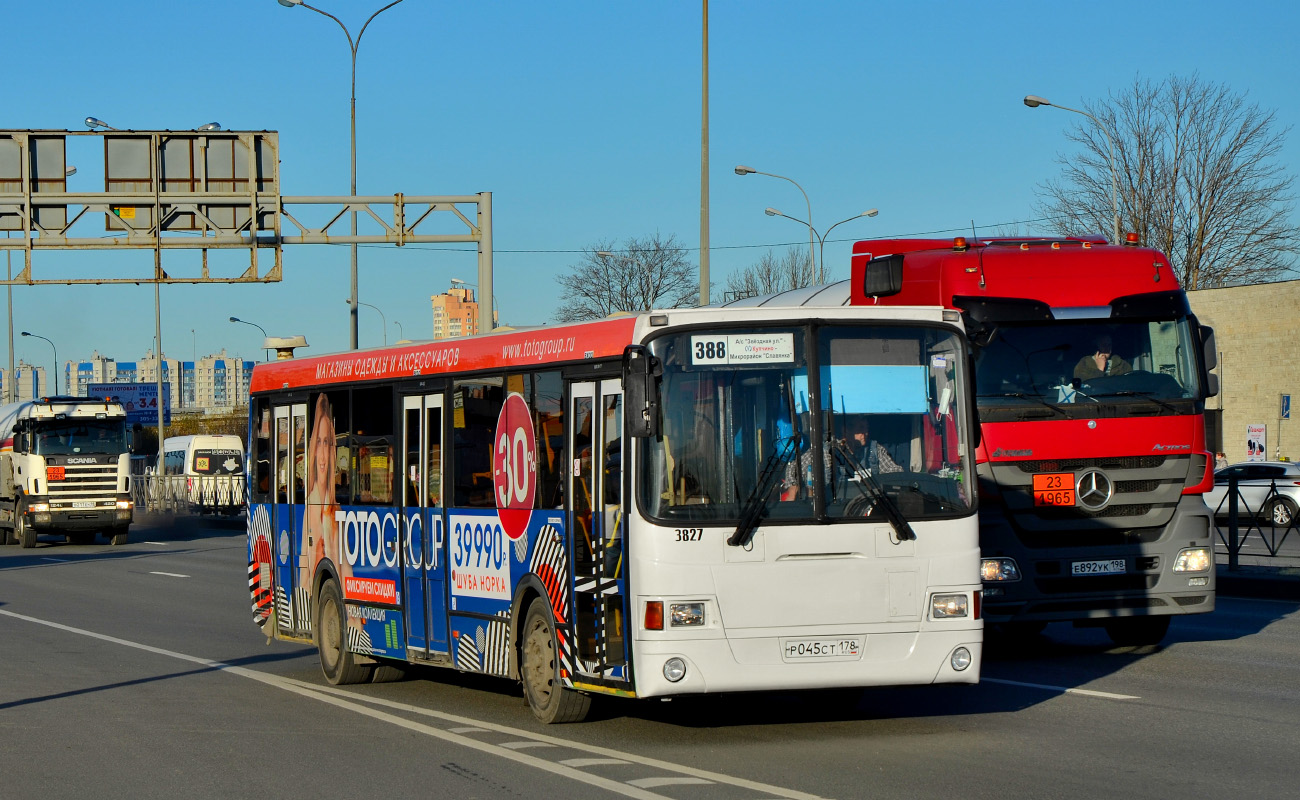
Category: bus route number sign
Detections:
[{"x1": 1033, "y1": 472, "x2": 1075, "y2": 506}]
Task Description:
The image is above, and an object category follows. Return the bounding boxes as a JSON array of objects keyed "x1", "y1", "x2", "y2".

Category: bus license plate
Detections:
[
  {"x1": 781, "y1": 637, "x2": 864, "y2": 661},
  {"x1": 1033, "y1": 472, "x2": 1075, "y2": 506},
  {"x1": 1071, "y1": 559, "x2": 1126, "y2": 576},
  {"x1": 71, "y1": 500, "x2": 95, "y2": 509}
]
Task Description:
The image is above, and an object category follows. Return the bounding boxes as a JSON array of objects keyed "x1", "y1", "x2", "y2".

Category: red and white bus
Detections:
[{"x1": 246, "y1": 287, "x2": 983, "y2": 722}]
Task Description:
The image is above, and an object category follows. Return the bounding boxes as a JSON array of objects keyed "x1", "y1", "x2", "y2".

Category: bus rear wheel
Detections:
[
  {"x1": 1104, "y1": 616, "x2": 1170, "y2": 647},
  {"x1": 316, "y1": 579, "x2": 373, "y2": 685},
  {"x1": 520, "y1": 597, "x2": 590, "y2": 724}
]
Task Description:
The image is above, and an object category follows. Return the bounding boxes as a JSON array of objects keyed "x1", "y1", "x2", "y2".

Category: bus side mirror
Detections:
[{"x1": 623, "y1": 345, "x2": 662, "y2": 439}]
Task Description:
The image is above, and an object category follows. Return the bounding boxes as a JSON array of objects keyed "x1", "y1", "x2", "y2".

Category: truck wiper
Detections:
[
  {"x1": 728, "y1": 435, "x2": 799, "y2": 548},
  {"x1": 830, "y1": 439, "x2": 916, "y2": 541},
  {"x1": 982, "y1": 391, "x2": 1069, "y2": 416},
  {"x1": 1099, "y1": 390, "x2": 1179, "y2": 413}
]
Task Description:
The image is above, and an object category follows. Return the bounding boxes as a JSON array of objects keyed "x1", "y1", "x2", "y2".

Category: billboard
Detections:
[{"x1": 87, "y1": 382, "x2": 171, "y2": 426}]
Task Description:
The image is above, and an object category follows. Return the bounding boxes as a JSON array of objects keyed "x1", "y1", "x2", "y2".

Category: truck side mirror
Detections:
[{"x1": 622, "y1": 345, "x2": 662, "y2": 438}]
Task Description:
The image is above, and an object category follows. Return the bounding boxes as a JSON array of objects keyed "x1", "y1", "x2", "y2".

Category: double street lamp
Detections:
[
  {"x1": 21, "y1": 331, "x2": 58, "y2": 396},
  {"x1": 764, "y1": 208, "x2": 879, "y2": 284},
  {"x1": 1024, "y1": 94, "x2": 1121, "y2": 244},
  {"x1": 277, "y1": 0, "x2": 407, "y2": 351}
]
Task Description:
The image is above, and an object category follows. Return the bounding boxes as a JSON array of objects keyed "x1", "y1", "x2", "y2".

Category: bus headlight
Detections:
[
  {"x1": 931, "y1": 593, "x2": 969, "y2": 619},
  {"x1": 981, "y1": 557, "x2": 1021, "y2": 582},
  {"x1": 1172, "y1": 547, "x2": 1211, "y2": 573},
  {"x1": 950, "y1": 647, "x2": 972, "y2": 671},
  {"x1": 669, "y1": 602, "x2": 705, "y2": 627},
  {"x1": 663, "y1": 658, "x2": 687, "y2": 682}
]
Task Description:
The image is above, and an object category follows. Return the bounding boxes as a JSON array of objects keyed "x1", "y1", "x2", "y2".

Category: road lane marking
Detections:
[
  {"x1": 982, "y1": 676, "x2": 1139, "y2": 700},
  {"x1": 149, "y1": 571, "x2": 190, "y2": 578},
  {"x1": 0, "y1": 608, "x2": 827, "y2": 800}
]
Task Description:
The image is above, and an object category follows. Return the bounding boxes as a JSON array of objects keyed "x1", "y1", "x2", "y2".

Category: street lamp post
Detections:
[
  {"x1": 1024, "y1": 94, "x2": 1121, "y2": 244},
  {"x1": 735, "y1": 165, "x2": 815, "y2": 276},
  {"x1": 229, "y1": 316, "x2": 271, "y2": 361},
  {"x1": 21, "y1": 331, "x2": 57, "y2": 396},
  {"x1": 764, "y1": 208, "x2": 879, "y2": 284},
  {"x1": 349, "y1": 299, "x2": 387, "y2": 346},
  {"x1": 277, "y1": 0, "x2": 407, "y2": 351},
  {"x1": 394, "y1": 320, "x2": 404, "y2": 342}
]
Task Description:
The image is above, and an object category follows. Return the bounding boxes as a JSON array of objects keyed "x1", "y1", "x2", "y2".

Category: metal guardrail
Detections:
[
  {"x1": 130, "y1": 475, "x2": 246, "y2": 517},
  {"x1": 1210, "y1": 476, "x2": 1297, "y2": 569}
]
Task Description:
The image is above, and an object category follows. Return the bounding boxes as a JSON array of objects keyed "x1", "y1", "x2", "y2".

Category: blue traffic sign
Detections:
[{"x1": 1283, "y1": 394, "x2": 1291, "y2": 421}]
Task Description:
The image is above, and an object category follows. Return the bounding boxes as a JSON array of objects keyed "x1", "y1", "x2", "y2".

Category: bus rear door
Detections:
[
  {"x1": 402, "y1": 393, "x2": 449, "y2": 655},
  {"x1": 569, "y1": 379, "x2": 630, "y2": 688},
  {"x1": 273, "y1": 403, "x2": 308, "y2": 635}
]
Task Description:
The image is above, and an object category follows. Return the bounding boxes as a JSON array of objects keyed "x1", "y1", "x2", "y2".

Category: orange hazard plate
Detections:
[
  {"x1": 1033, "y1": 472, "x2": 1075, "y2": 506},
  {"x1": 46, "y1": 466, "x2": 66, "y2": 481}
]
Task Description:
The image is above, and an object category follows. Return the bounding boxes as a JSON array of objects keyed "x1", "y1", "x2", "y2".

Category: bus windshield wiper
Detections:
[
  {"x1": 728, "y1": 435, "x2": 799, "y2": 548},
  {"x1": 981, "y1": 391, "x2": 1069, "y2": 416},
  {"x1": 830, "y1": 439, "x2": 916, "y2": 541}
]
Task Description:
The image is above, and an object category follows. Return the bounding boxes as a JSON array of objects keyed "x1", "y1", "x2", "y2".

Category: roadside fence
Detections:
[
  {"x1": 131, "y1": 475, "x2": 246, "y2": 517},
  {"x1": 1210, "y1": 475, "x2": 1297, "y2": 569}
]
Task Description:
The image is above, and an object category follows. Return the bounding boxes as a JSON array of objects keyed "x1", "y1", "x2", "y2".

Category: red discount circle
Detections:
[{"x1": 492, "y1": 392, "x2": 537, "y2": 540}]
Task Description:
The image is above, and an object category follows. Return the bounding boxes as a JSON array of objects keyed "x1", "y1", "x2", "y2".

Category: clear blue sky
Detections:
[{"x1": 4, "y1": 0, "x2": 1299, "y2": 367}]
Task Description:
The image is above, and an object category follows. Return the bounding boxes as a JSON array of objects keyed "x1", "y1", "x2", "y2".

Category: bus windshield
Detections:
[
  {"x1": 974, "y1": 316, "x2": 1202, "y2": 410},
  {"x1": 639, "y1": 324, "x2": 973, "y2": 524},
  {"x1": 34, "y1": 419, "x2": 129, "y2": 456}
]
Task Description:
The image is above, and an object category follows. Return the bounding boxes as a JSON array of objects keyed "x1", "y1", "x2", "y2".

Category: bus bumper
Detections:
[{"x1": 631, "y1": 628, "x2": 982, "y2": 698}]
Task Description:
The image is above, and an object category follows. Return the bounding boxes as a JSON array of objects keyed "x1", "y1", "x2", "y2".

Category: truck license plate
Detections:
[
  {"x1": 781, "y1": 637, "x2": 864, "y2": 661},
  {"x1": 1033, "y1": 472, "x2": 1075, "y2": 506},
  {"x1": 71, "y1": 500, "x2": 94, "y2": 509},
  {"x1": 1071, "y1": 559, "x2": 1126, "y2": 576}
]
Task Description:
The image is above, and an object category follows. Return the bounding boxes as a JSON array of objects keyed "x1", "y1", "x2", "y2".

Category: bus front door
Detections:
[
  {"x1": 273, "y1": 403, "x2": 308, "y2": 636},
  {"x1": 569, "y1": 379, "x2": 630, "y2": 688},
  {"x1": 402, "y1": 393, "x2": 448, "y2": 656}
]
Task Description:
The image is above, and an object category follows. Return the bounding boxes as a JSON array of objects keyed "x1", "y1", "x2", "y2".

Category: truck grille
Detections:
[
  {"x1": 983, "y1": 454, "x2": 1192, "y2": 547},
  {"x1": 48, "y1": 463, "x2": 120, "y2": 502}
]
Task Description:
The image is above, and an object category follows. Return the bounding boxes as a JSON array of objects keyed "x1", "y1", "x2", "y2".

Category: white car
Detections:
[{"x1": 1203, "y1": 461, "x2": 1300, "y2": 527}]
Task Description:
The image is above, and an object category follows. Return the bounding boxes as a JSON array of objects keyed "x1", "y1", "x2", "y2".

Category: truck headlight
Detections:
[
  {"x1": 1172, "y1": 547, "x2": 1211, "y2": 573},
  {"x1": 28, "y1": 502, "x2": 50, "y2": 513},
  {"x1": 931, "y1": 593, "x2": 969, "y2": 619},
  {"x1": 981, "y1": 557, "x2": 1021, "y2": 582}
]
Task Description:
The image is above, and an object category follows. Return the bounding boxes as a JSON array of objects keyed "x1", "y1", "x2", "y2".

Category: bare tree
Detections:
[
  {"x1": 554, "y1": 233, "x2": 698, "y2": 322},
  {"x1": 1035, "y1": 74, "x2": 1300, "y2": 289},
  {"x1": 724, "y1": 246, "x2": 814, "y2": 299}
]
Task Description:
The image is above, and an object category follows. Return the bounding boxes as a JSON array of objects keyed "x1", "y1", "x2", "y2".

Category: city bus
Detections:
[{"x1": 246, "y1": 286, "x2": 983, "y2": 722}]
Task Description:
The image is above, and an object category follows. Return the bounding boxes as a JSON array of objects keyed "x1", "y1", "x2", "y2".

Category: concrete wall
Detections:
[{"x1": 1187, "y1": 279, "x2": 1300, "y2": 464}]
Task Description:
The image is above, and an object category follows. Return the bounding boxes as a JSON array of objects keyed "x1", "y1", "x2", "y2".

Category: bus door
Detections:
[
  {"x1": 569, "y1": 379, "x2": 630, "y2": 685},
  {"x1": 273, "y1": 403, "x2": 308, "y2": 635},
  {"x1": 402, "y1": 393, "x2": 448, "y2": 656}
]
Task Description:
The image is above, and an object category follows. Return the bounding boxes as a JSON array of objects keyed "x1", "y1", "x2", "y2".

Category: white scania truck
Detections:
[{"x1": 0, "y1": 397, "x2": 134, "y2": 547}]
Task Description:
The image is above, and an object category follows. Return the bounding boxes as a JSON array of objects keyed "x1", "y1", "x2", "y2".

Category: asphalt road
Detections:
[{"x1": 3, "y1": 516, "x2": 1298, "y2": 800}]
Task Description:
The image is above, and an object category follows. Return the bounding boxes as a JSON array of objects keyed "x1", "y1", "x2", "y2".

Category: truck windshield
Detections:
[
  {"x1": 974, "y1": 317, "x2": 1202, "y2": 410},
  {"x1": 34, "y1": 419, "x2": 129, "y2": 456},
  {"x1": 638, "y1": 324, "x2": 973, "y2": 524}
]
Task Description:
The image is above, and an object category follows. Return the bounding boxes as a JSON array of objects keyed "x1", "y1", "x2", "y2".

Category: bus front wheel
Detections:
[
  {"x1": 520, "y1": 597, "x2": 591, "y2": 724},
  {"x1": 316, "y1": 579, "x2": 373, "y2": 685}
]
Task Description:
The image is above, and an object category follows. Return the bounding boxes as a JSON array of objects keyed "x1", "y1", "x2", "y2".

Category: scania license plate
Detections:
[
  {"x1": 71, "y1": 500, "x2": 95, "y2": 509},
  {"x1": 1071, "y1": 558, "x2": 1126, "y2": 576},
  {"x1": 781, "y1": 637, "x2": 864, "y2": 661}
]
